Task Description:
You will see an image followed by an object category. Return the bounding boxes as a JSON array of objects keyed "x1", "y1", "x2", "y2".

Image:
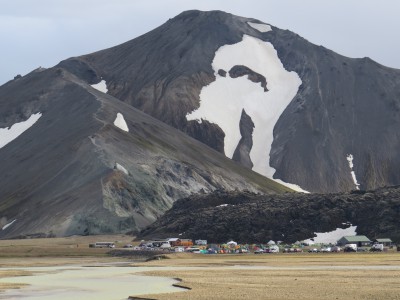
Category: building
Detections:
[
  {"x1": 179, "y1": 239, "x2": 194, "y2": 247},
  {"x1": 167, "y1": 238, "x2": 193, "y2": 247},
  {"x1": 167, "y1": 238, "x2": 180, "y2": 247},
  {"x1": 375, "y1": 238, "x2": 393, "y2": 247},
  {"x1": 337, "y1": 235, "x2": 371, "y2": 247}
]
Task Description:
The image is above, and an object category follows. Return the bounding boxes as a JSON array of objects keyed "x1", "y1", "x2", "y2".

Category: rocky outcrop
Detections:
[
  {"x1": 229, "y1": 65, "x2": 268, "y2": 91},
  {"x1": 140, "y1": 186, "x2": 400, "y2": 243},
  {"x1": 232, "y1": 109, "x2": 254, "y2": 168},
  {"x1": 217, "y1": 69, "x2": 227, "y2": 77}
]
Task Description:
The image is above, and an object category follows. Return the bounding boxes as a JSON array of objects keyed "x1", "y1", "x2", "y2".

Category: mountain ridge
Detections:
[{"x1": 0, "y1": 65, "x2": 290, "y2": 238}]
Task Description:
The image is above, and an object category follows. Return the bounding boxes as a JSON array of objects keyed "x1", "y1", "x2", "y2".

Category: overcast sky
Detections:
[{"x1": 1, "y1": 0, "x2": 399, "y2": 85}]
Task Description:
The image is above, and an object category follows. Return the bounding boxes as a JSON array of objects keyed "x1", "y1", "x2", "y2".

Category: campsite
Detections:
[
  {"x1": 0, "y1": 235, "x2": 399, "y2": 299},
  {"x1": 127, "y1": 235, "x2": 398, "y2": 255}
]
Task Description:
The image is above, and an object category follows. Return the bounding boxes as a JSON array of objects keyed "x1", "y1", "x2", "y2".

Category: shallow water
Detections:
[
  {"x1": 1, "y1": 263, "x2": 400, "y2": 299},
  {"x1": 0, "y1": 265, "x2": 184, "y2": 300}
]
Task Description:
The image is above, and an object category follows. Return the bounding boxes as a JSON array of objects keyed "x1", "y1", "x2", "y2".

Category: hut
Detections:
[
  {"x1": 374, "y1": 238, "x2": 393, "y2": 247},
  {"x1": 337, "y1": 235, "x2": 371, "y2": 247}
]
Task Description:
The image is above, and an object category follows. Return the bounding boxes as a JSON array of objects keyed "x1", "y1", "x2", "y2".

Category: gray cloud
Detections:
[{"x1": 1, "y1": 0, "x2": 399, "y2": 85}]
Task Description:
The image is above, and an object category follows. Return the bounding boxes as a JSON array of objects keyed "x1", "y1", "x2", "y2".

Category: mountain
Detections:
[
  {"x1": 58, "y1": 10, "x2": 400, "y2": 193},
  {"x1": 1, "y1": 10, "x2": 400, "y2": 238},
  {"x1": 0, "y1": 67, "x2": 289, "y2": 239},
  {"x1": 139, "y1": 186, "x2": 400, "y2": 244}
]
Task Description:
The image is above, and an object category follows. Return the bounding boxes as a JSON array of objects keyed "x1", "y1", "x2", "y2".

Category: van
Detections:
[{"x1": 370, "y1": 243, "x2": 383, "y2": 252}]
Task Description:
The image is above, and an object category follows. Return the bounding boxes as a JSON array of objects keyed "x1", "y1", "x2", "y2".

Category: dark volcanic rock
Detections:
[
  {"x1": 139, "y1": 186, "x2": 400, "y2": 243},
  {"x1": 217, "y1": 69, "x2": 227, "y2": 77},
  {"x1": 184, "y1": 119, "x2": 225, "y2": 153},
  {"x1": 229, "y1": 65, "x2": 268, "y2": 91},
  {"x1": 232, "y1": 109, "x2": 254, "y2": 168}
]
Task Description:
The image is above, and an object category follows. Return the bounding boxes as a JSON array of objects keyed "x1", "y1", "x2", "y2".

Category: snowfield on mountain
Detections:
[{"x1": 1, "y1": 10, "x2": 400, "y2": 238}]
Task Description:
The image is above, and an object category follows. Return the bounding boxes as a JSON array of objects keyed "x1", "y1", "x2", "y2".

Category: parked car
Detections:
[
  {"x1": 268, "y1": 245, "x2": 280, "y2": 253},
  {"x1": 344, "y1": 244, "x2": 357, "y2": 252},
  {"x1": 254, "y1": 249, "x2": 265, "y2": 254},
  {"x1": 331, "y1": 246, "x2": 342, "y2": 252},
  {"x1": 308, "y1": 248, "x2": 319, "y2": 253},
  {"x1": 185, "y1": 247, "x2": 201, "y2": 253},
  {"x1": 321, "y1": 247, "x2": 332, "y2": 253},
  {"x1": 370, "y1": 244, "x2": 384, "y2": 252},
  {"x1": 123, "y1": 244, "x2": 133, "y2": 248},
  {"x1": 235, "y1": 249, "x2": 249, "y2": 253}
]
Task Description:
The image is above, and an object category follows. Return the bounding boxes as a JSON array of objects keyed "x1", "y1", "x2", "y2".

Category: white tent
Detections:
[
  {"x1": 267, "y1": 240, "x2": 276, "y2": 245},
  {"x1": 227, "y1": 240, "x2": 237, "y2": 246}
]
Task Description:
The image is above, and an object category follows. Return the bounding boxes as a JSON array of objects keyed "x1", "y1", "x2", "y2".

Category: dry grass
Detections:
[
  {"x1": 0, "y1": 234, "x2": 136, "y2": 267},
  {"x1": 135, "y1": 251, "x2": 400, "y2": 267},
  {"x1": 138, "y1": 269, "x2": 400, "y2": 300},
  {"x1": 135, "y1": 252, "x2": 400, "y2": 299}
]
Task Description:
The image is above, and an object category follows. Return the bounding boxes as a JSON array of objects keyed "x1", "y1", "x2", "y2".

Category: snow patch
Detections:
[
  {"x1": 186, "y1": 35, "x2": 304, "y2": 191},
  {"x1": 115, "y1": 163, "x2": 129, "y2": 175},
  {"x1": 91, "y1": 80, "x2": 108, "y2": 93},
  {"x1": 2, "y1": 219, "x2": 16, "y2": 230},
  {"x1": 114, "y1": 113, "x2": 129, "y2": 132},
  {"x1": 216, "y1": 204, "x2": 235, "y2": 208},
  {"x1": 0, "y1": 113, "x2": 42, "y2": 149},
  {"x1": 303, "y1": 225, "x2": 357, "y2": 245},
  {"x1": 247, "y1": 22, "x2": 272, "y2": 33},
  {"x1": 346, "y1": 154, "x2": 360, "y2": 190},
  {"x1": 273, "y1": 179, "x2": 310, "y2": 193}
]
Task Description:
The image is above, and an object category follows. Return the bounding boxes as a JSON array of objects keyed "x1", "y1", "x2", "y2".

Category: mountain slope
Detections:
[
  {"x1": 0, "y1": 67, "x2": 290, "y2": 239},
  {"x1": 139, "y1": 186, "x2": 400, "y2": 243},
  {"x1": 58, "y1": 10, "x2": 400, "y2": 193}
]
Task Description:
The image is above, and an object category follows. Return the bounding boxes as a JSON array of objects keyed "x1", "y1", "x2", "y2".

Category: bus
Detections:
[{"x1": 89, "y1": 242, "x2": 115, "y2": 248}]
